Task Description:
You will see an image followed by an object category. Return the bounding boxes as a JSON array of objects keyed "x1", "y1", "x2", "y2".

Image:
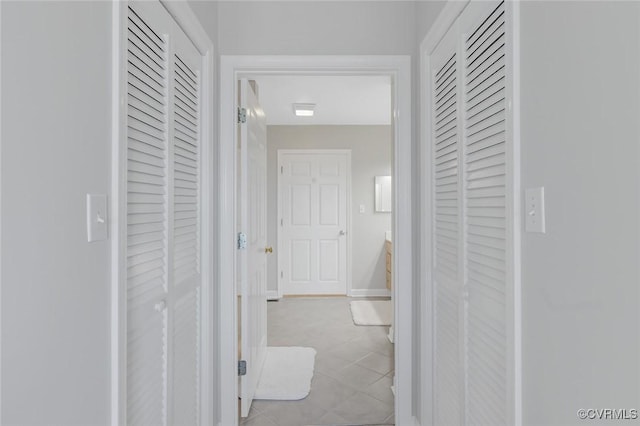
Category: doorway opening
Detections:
[
  {"x1": 219, "y1": 56, "x2": 413, "y2": 426},
  {"x1": 241, "y1": 74, "x2": 394, "y2": 424}
]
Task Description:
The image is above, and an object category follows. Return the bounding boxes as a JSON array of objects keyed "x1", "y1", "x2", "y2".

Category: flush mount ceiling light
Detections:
[{"x1": 293, "y1": 103, "x2": 315, "y2": 117}]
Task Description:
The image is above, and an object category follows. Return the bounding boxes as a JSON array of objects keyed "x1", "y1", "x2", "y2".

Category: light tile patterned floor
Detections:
[{"x1": 241, "y1": 297, "x2": 395, "y2": 426}]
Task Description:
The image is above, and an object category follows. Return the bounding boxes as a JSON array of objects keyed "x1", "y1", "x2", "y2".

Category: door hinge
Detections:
[
  {"x1": 280, "y1": 271, "x2": 283, "y2": 279},
  {"x1": 238, "y1": 360, "x2": 247, "y2": 376},
  {"x1": 280, "y1": 218, "x2": 283, "y2": 226},
  {"x1": 237, "y1": 232, "x2": 247, "y2": 250},
  {"x1": 280, "y1": 166, "x2": 283, "y2": 174},
  {"x1": 237, "y1": 107, "x2": 247, "y2": 124}
]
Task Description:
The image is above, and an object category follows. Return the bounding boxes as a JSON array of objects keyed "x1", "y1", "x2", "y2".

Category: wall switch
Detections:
[
  {"x1": 525, "y1": 187, "x2": 546, "y2": 233},
  {"x1": 87, "y1": 194, "x2": 108, "y2": 242},
  {"x1": 359, "y1": 204, "x2": 365, "y2": 214}
]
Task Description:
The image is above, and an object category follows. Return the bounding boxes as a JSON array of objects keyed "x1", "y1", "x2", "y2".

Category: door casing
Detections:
[{"x1": 219, "y1": 55, "x2": 413, "y2": 426}]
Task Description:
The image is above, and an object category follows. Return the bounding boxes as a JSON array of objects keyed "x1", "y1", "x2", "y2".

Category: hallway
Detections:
[
  {"x1": 241, "y1": 297, "x2": 394, "y2": 426},
  {"x1": 2, "y1": 1, "x2": 639, "y2": 424}
]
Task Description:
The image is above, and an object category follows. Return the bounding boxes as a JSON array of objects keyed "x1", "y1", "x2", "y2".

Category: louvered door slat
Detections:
[
  {"x1": 176, "y1": 103, "x2": 198, "y2": 123},
  {"x1": 128, "y1": 65, "x2": 165, "y2": 98},
  {"x1": 172, "y1": 289, "x2": 200, "y2": 426},
  {"x1": 129, "y1": 93, "x2": 165, "y2": 120},
  {"x1": 175, "y1": 121, "x2": 198, "y2": 141},
  {"x1": 128, "y1": 128, "x2": 166, "y2": 152},
  {"x1": 169, "y1": 24, "x2": 201, "y2": 424},
  {"x1": 175, "y1": 82, "x2": 198, "y2": 105},
  {"x1": 467, "y1": 142, "x2": 505, "y2": 163},
  {"x1": 175, "y1": 155, "x2": 197, "y2": 170},
  {"x1": 176, "y1": 93, "x2": 198, "y2": 117},
  {"x1": 463, "y1": 2, "x2": 509, "y2": 425},
  {"x1": 432, "y1": 23, "x2": 464, "y2": 424},
  {"x1": 129, "y1": 76, "x2": 165, "y2": 106},
  {"x1": 175, "y1": 69, "x2": 198, "y2": 94},
  {"x1": 468, "y1": 275, "x2": 505, "y2": 300},
  {"x1": 468, "y1": 52, "x2": 505, "y2": 90},
  {"x1": 467, "y1": 20, "x2": 504, "y2": 66},
  {"x1": 128, "y1": 36, "x2": 165, "y2": 71},
  {"x1": 128, "y1": 51, "x2": 166, "y2": 88},
  {"x1": 127, "y1": 303, "x2": 166, "y2": 425},
  {"x1": 467, "y1": 103, "x2": 505, "y2": 130},
  {"x1": 467, "y1": 231, "x2": 504, "y2": 247},
  {"x1": 127, "y1": 28, "x2": 164, "y2": 65},
  {"x1": 176, "y1": 111, "x2": 197, "y2": 130},
  {"x1": 467, "y1": 70, "x2": 505, "y2": 104},
  {"x1": 128, "y1": 233, "x2": 165, "y2": 250},
  {"x1": 129, "y1": 85, "x2": 164, "y2": 113},
  {"x1": 126, "y1": 4, "x2": 170, "y2": 426},
  {"x1": 175, "y1": 137, "x2": 197, "y2": 153}
]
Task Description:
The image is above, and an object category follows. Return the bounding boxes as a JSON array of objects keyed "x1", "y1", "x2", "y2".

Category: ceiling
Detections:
[{"x1": 251, "y1": 75, "x2": 391, "y2": 126}]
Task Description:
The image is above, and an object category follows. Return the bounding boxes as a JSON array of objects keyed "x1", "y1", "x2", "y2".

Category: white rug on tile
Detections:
[
  {"x1": 254, "y1": 346, "x2": 316, "y2": 400},
  {"x1": 350, "y1": 300, "x2": 392, "y2": 325}
]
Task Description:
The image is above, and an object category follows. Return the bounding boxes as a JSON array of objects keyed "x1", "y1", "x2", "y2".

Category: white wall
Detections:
[
  {"x1": 217, "y1": 1, "x2": 416, "y2": 55},
  {"x1": 1, "y1": 1, "x2": 111, "y2": 424},
  {"x1": 267, "y1": 126, "x2": 392, "y2": 296},
  {"x1": 520, "y1": 2, "x2": 640, "y2": 424},
  {"x1": 416, "y1": 1, "x2": 446, "y2": 44},
  {"x1": 186, "y1": 0, "x2": 219, "y2": 49}
]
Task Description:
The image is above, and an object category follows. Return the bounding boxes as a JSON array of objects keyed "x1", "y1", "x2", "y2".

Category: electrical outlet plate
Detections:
[
  {"x1": 87, "y1": 194, "x2": 108, "y2": 242},
  {"x1": 525, "y1": 187, "x2": 546, "y2": 233}
]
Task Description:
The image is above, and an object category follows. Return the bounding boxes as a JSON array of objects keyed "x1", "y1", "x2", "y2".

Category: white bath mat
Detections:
[
  {"x1": 350, "y1": 300, "x2": 392, "y2": 326},
  {"x1": 254, "y1": 346, "x2": 316, "y2": 400}
]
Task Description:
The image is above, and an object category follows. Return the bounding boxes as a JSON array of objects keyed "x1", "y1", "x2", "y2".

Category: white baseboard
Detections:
[
  {"x1": 266, "y1": 290, "x2": 281, "y2": 301},
  {"x1": 349, "y1": 288, "x2": 391, "y2": 298}
]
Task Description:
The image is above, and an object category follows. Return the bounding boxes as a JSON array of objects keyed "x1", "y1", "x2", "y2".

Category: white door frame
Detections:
[
  {"x1": 0, "y1": 3, "x2": 3, "y2": 422},
  {"x1": 420, "y1": 2, "x2": 522, "y2": 425},
  {"x1": 110, "y1": 1, "x2": 216, "y2": 425},
  {"x1": 219, "y1": 55, "x2": 413, "y2": 426},
  {"x1": 276, "y1": 149, "x2": 352, "y2": 298}
]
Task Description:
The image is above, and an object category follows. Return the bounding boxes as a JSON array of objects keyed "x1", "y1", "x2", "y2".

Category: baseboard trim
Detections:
[
  {"x1": 266, "y1": 290, "x2": 281, "y2": 300},
  {"x1": 349, "y1": 288, "x2": 391, "y2": 298}
]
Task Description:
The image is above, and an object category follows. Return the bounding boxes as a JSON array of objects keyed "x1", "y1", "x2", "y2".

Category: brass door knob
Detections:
[{"x1": 265, "y1": 246, "x2": 273, "y2": 254}]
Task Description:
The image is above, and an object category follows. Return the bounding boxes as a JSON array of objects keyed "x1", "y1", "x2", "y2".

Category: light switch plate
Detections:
[
  {"x1": 525, "y1": 187, "x2": 546, "y2": 233},
  {"x1": 87, "y1": 194, "x2": 108, "y2": 242},
  {"x1": 359, "y1": 204, "x2": 365, "y2": 214}
]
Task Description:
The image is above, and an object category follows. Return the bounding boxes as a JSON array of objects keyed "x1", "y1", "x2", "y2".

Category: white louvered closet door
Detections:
[
  {"x1": 461, "y1": 2, "x2": 511, "y2": 424},
  {"x1": 431, "y1": 22, "x2": 464, "y2": 426},
  {"x1": 430, "y1": 1, "x2": 515, "y2": 424},
  {"x1": 125, "y1": 2, "x2": 202, "y2": 425},
  {"x1": 169, "y1": 20, "x2": 202, "y2": 426},
  {"x1": 126, "y1": 3, "x2": 172, "y2": 424}
]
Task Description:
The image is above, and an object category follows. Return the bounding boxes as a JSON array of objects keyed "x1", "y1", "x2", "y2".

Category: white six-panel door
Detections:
[
  {"x1": 278, "y1": 150, "x2": 350, "y2": 296},
  {"x1": 125, "y1": 2, "x2": 202, "y2": 424}
]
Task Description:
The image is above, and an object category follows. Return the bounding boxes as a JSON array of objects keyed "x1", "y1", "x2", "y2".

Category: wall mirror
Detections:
[{"x1": 374, "y1": 175, "x2": 392, "y2": 213}]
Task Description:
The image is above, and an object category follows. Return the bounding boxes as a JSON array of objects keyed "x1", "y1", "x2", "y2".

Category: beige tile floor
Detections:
[{"x1": 240, "y1": 297, "x2": 395, "y2": 426}]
